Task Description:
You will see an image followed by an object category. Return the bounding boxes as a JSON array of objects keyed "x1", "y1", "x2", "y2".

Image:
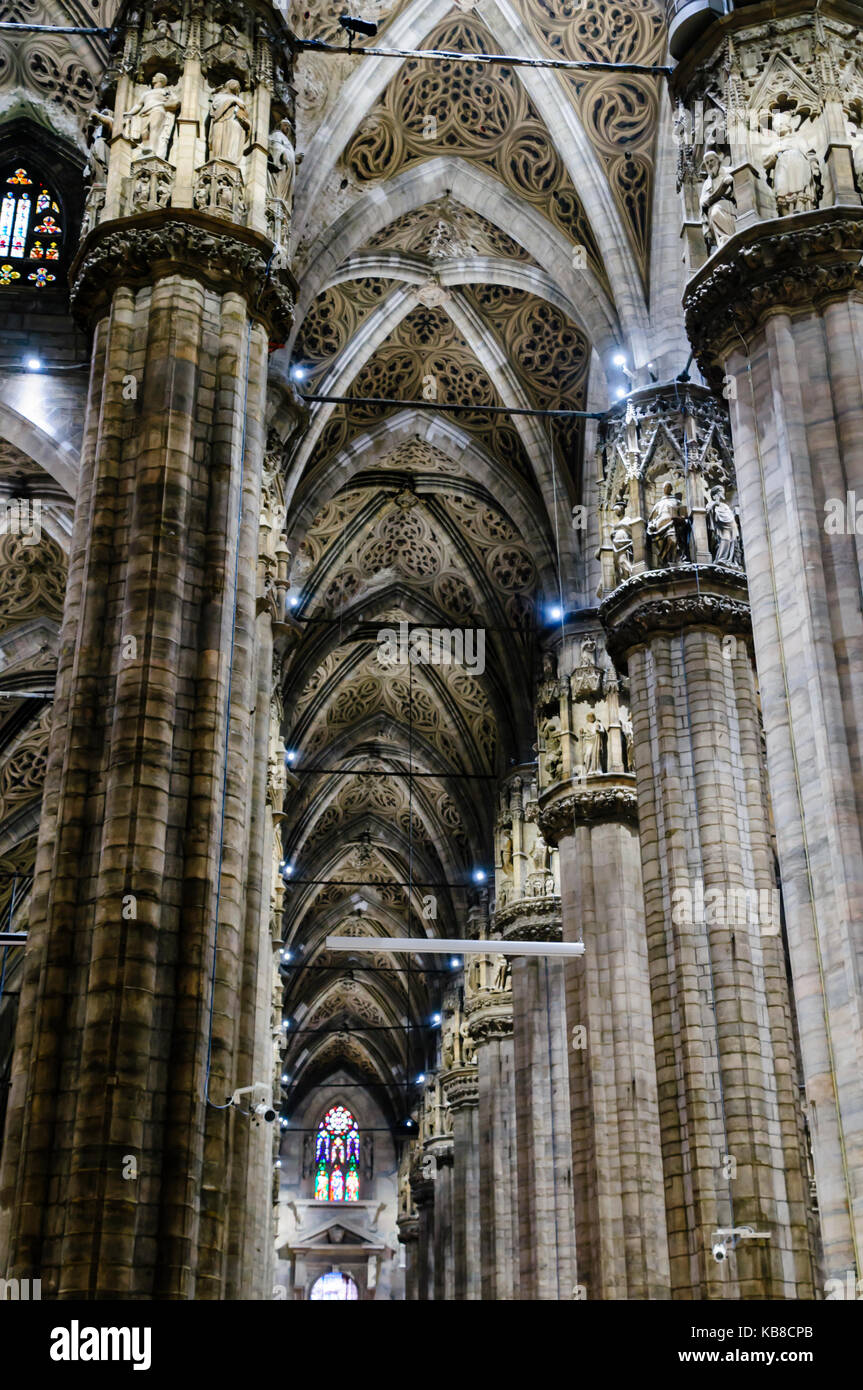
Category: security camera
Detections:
[
  {"x1": 338, "y1": 14, "x2": 379, "y2": 38},
  {"x1": 712, "y1": 1241, "x2": 728, "y2": 1263},
  {"x1": 229, "y1": 1082, "x2": 277, "y2": 1124}
]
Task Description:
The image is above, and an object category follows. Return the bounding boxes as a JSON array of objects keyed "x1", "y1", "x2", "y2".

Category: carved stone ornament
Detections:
[
  {"x1": 684, "y1": 208, "x2": 863, "y2": 381},
  {"x1": 537, "y1": 784, "x2": 639, "y2": 844},
  {"x1": 70, "y1": 213, "x2": 297, "y2": 339},
  {"x1": 600, "y1": 564, "x2": 752, "y2": 666},
  {"x1": 126, "y1": 155, "x2": 174, "y2": 213},
  {"x1": 193, "y1": 159, "x2": 246, "y2": 222},
  {"x1": 496, "y1": 895, "x2": 562, "y2": 941},
  {"x1": 439, "y1": 1066, "x2": 479, "y2": 1112}
]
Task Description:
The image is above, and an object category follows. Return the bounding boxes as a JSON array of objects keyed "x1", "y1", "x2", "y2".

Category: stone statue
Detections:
[
  {"x1": 268, "y1": 119, "x2": 296, "y2": 206},
  {"x1": 846, "y1": 119, "x2": 863, "y2": 193},
  {"x1": 764, "y1": 112, "x2": 820, "y2": 216},
  {"x1": 610, "y1": 503, "x2": 634, "y2": 583},
  {"x1": 699, "y1": 151, "x2": 737, "y2": 250},
  {"x1": 706, "y1": 486, "x2": 740, "y2": 567},
  {"x1": 500, "y1": 828, "x2": 513, "y2": 873},
  {"x1": 85, "y1": 108, "x2": 114, "y2": 183},
  {"x1": 123, "y1": 73, "x2": 179, "y2": 160},
  {"x1": 579, "y1": 711, "x2": 605, "y2": 775},
  {"x1": 530, "y1": 834, "x2": 548, "y2": 872},
  {"x1": 619, "y1": 713, "x2": 633, "y2": 770},
  {"x1": 493, "y1": 955, "x2": 511, "y2": 992},
  {"x1": 647, "y1": 482, "x2": 687, "y2": 566},
  {"x1": 209, "y1": 80, "x2": 251, "y2": 164},
  {"x1": 542, "y1": 716, "x2": 563, "y2": 783}
]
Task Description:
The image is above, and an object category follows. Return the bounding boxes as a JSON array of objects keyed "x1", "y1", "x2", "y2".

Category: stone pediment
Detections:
[{"x1": 292, "y1": 1215, "x2": 377, "y2": 1250}]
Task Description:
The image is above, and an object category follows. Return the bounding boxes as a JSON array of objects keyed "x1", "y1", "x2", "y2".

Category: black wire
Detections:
[
  {"x1": 302, "y1": 392, "x2": 603, "y2": 419},
  {"x1": 293, "y1": 37, "x2": 673, "y2": 78}
]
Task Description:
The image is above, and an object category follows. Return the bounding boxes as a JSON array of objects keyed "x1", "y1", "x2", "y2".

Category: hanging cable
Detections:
[
  {"x1": 301, "y1": 392, "x2": 604, "y2": 419},
  {"x1": 293, "y1": 35, "x2": 673, "y2": 77}
]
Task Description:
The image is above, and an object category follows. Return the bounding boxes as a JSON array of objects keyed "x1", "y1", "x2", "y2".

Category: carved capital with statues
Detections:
[
  {"x1": 683, "y1": 208, "x2": 863, "y2": 384},
  {"x1": 600, "y1": 564, "x2": 752, "y2": 667},
  {"x1": 439, "y1": 1064, "x2": 479, "y2": 1112},
  {"x1": 496, "y1": 895, "x2": 562, "y2": 942},
  {"x1": 69, "y1": 210, "x2": 296, "y2": 338},
  {"x1": 537, "y1": 780, "x2": 639, "y2": 845}
]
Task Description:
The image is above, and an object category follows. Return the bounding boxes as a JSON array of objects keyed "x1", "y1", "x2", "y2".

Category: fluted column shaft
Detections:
[{"x1": 603, "y1": 570, "x2": 815, "y2": 1298}]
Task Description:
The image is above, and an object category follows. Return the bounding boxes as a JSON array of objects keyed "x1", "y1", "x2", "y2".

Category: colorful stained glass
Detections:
[
  {"x1": 314, "y1": 1104, "x2": 360, "y2": 1201},
  {"x1": 0, "y1": 167, "x2": 64, "y2": 282},
  {"x1": 0, "y1": 194, "x2": 13, "y2": 257},
  {"x1": 10, "y1": 194, "x2": 29, "y2": 257},
  {"x1": 0, "y1": 264, "x2": 20, "y2": 285}
]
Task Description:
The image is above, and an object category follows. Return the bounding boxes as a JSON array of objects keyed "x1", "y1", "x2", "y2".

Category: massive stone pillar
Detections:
[
  {"x1": 494, "y1": 770, "x2": 575, "y2": 1300},
  {"x1": 439, "y1": 984, "x2": 480, "y2": 1299},
  {"x1": 0, "y1": 3, "x2": 297, "y2": 1298},
  {"x1": 675, "y1": 1, "x2": 863, "y2": 1286},
  {"x1": 422, "y1": 1076, "x2": 454, "y2": 1301},
  {"x1": 466, "y1": 953, "x2": 516, "y2": 1300},
  {"x1": 599, "y1": 389, "x2": 816, "y2": 1298},
  {"x1": 537, "y1": 633, "x2": 670, "y2": 1300}
]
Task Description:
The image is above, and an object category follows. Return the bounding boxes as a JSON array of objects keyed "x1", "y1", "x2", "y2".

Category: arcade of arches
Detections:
[{"x1": 0, "y1": 0, "x2": 862, "y2": 1303}]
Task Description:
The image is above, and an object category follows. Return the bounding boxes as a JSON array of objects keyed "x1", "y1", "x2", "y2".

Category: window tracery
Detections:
[{"x1": 0, "y1": 165, "x2": 64, "y2": 287}]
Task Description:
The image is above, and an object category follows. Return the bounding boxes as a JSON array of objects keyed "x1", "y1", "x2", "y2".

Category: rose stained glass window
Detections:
[{"x1": 314, "y1": 1105, "x2": 360, "y2": 1202}]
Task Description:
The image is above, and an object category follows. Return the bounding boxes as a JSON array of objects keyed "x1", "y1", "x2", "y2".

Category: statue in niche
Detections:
[
  {"x1": 763, "y1": 112, "x2": 820, "y2": 216},
  {"x1": 610, "y1": 502, "x2": 634, "y2": 583},
  {"x1": 500, "y1": 827, "x2": 513, "y2": 873},
  {"x1": 706, "y1": 486, "x2": 741, "y2": 567},
  {"x1": 530, "y1": 834, "x2": 548, "y2": 873},
  {"x1": 460, "y1": 1019, "x2": 475, "y2": 1064},
  {"x1": 209, "y1": 80, "x2": 251, "y2": 164},
  {"x1": 647, "y1": 481, "x2": 687, "y2": 566},
  {"x1": 846, "y1": 118, "x2": 863, "y2": 193},
  {"x1": 123, "y1": 73, "x2": 179, "y2": 160},
  {"x1": 579, "y1": 711, "x2": 605, "y2": 775},
  {"x1": 541, "y1": 715, "x2": 563, "y2": 783},
  {"x1": 85, "y1": 108, "x2": 114, "y2": 184},
  {"x1": 493, "y1": 955, "x2": 511, "y2": 992},
  {"x1": 699, "y1": 151, "x2": 737, "y2": 250},
  {"x1": 268, "y1": 118, "x2": 297, "y2": 207},
  {"x1": 619, "y1": 712, "x2": 634, "y2": 772}
]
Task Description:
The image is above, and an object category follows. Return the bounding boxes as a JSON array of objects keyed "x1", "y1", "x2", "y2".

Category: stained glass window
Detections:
[
  {"x1": 0, "y1": 166, "x2": 63, "y2": 285},
  {"x1": 310, "y1": 1272, "x2": 358, "y2": 1301},
  {"x1": 314, "y1": 1104, "x2": 360, "y2": 1202}
]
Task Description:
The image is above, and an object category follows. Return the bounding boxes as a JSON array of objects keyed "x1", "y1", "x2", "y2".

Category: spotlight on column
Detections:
[
  {"x1": 284, "y1": 749, "x2": 297, "y2": 765},
  {"x1": 290, "y1": 364, "x2": 307, "y2": 381},
  {"x1": 338, "y1": 13, "x2": 379, "y2": 39},
  {"x1": 547, "y1": 603, "x2": 563, "y2": 622},
  {"x1": 472, "y1": 868, "x2": 486, "y2": 884},
  {"x1": 25, "y1": 357, "x2": 42, "y2": 372},
  {"x1": 431, "y1": 1012, "x2": 442, "y2": 1026},
  {"x1": 416, "y1": 1073, "x2": 425, "y2": 1083},
  {"x1": 287, "y1": 594, "x2": 300, "y2": 610},
  {"x1": 615, "y1": 386, "x2": 627, "y2": 400},
  {"x1": 612, "y1": 352, "x2": 627, "y2": 368},
  {"x1": 449, "y1": 956, "x2": 461, "y2": 969}
]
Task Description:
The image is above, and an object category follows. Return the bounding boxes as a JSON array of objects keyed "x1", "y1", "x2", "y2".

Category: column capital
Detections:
[
  {"x1": 424, "y1": 1136, "x2": 454, "y2": 1168},
  {"x1": 536, "y1": 778, "x2": 638, "y2": 844},
  {"x1": 496, "y1": 895, "x2": 562, "y2": 941},
  {"x1": 600, "y1": 563, "x2": 751, "y2": 666},
  {"x1": 397, "y1": 1217, "x2": 420, "y2": 1245},
  {"x1": 69, "y1": 210, "x2": 296, "y2": 338},
  {"x1": 439, "y1": 1065, "x2": 479, "y2": 1112},
  {"x1": 684, "y1": 208, "x2": 863, "y2": 382}
]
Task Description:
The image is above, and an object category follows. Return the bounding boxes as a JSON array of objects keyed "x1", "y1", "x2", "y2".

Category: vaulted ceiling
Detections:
[{"x1": 0, "y1": 0, "x2": 685, "y2": 1122}]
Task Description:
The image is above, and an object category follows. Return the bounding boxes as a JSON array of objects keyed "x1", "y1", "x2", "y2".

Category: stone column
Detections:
[
  {"x1": 439, "y1": 984, "x2": 480, "y2": 1299},
  {"x1": 677, "y1": 1, "x2": 863, "y2": 1287},
  {"x1": 494, "y1": 770, "x2": 575, "y2": 1300},
  {"x1": 0, "y1": 4, "x2": 296, "y2": 1298},
  {"x1": 466, "y1": 955, "x2": 516, "y2": 1300},
  {"x1": 602, "y1": 565, "x2": 816, "y2": 1299},
  {"x1": 537, "y1": 631, "x2": 670, "y2": 1301},
  {"x1": 411, "y1": 1172, "x2": 435, "y2": 1302}
]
